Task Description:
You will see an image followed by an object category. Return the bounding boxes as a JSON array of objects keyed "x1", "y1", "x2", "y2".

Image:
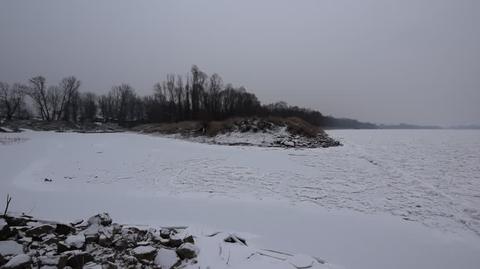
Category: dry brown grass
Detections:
[
  {"x1": 282, "y1": 117, "x2": 321, "y2": 137},
  {"x1": 205, "y1": 117, "x2": 248, "y2": 136},
  {"x1": 134, "y1": 116, "x2": 323, "y2": 137},
  {"x1": 133, "y1": 121, "x2": 203, "y2": 134},
  {"x1": 205, "y1": 121, "x2": 228, "y2": 136}
]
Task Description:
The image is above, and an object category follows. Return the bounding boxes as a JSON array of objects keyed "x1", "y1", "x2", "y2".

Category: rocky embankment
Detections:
[
  {"x1": 0, "y1": 213, "x2": 198, "y2": 269},
  {"x1": 0, "y1": 213, "x2": 333, "y2": 269},
  {"x1": 211, "y1": 118, "x2": 341, "y2": 148},
  {"x1": 136, "y1": 117, "x2": 342, "y2": 148}
]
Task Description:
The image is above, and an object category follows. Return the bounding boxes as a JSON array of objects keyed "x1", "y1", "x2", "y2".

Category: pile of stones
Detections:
[
  {"x1": 274, "y1": 133, "x2": 342, "y2": 148},
  {"x1": 0, "y1": 213, "x2": 198, "y2": 269},
  {"x1": 219, "y1": 118, "x2": 342, "y2": 148}
]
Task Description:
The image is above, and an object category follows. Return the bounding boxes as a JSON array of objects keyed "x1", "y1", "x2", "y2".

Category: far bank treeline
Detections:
[{"x1": 0, "y1": 65, "x2": 376, "y2": 129}]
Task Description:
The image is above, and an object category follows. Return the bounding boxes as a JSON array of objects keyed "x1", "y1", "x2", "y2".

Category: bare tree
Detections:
[
  {"x1": 28, "y1": 76, "x2": 52, "y2": 120},
  {"x1": 190, "y1": 65, "x2": 207, "y2": 119},
  {"x1": 79, "y1": 92, "x2": 97, "y2": 122},
  {"x1": 100, "y1": 84, "x2": 140, "y2": 124},
  {"x1": 153, "y1": 82, "x2": 165, "y2": 102},
  {"x1": 98, "y1": 94, "x2": 114, "y2": 122},
  {"x1": 26, "y1": 76, "x2": 81, "y2": 122},
  {"x1": 58, "y1": 76, "x2": 81, "y2": 121},
  {"x1": 0, "y1": 82, "x2": 26, "y2": 120},
  {"x1": 208, "y1": 73, "x2": 223, "y2": 118},
  {"x1": 165, "y1": 75, "x2": 176, "y2": 121},
  {"x1": 175, "y1": 75, "x2": 184, "y2": 120},
  {"x1": 48, "y1": 85, "x2": 63, "y2": 120}
]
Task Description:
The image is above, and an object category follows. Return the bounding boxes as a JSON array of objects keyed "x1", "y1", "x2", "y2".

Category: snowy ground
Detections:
[{"x1": 1, "y1": 130, "x2": 480, "y2": 268}]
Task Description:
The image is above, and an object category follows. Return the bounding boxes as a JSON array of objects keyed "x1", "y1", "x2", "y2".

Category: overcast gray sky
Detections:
[{"x1": 1, "y1": 0, "x2": 479, "y2": 126}]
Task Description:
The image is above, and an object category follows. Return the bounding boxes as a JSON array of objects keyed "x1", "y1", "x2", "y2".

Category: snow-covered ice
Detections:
[{"x1": 1, "y1": 129, "x2": 480, "y2": 269}]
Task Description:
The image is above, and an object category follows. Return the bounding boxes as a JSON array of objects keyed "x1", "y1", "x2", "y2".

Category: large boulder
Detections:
[
  {"x1": 166, "y1": 235, "x2": 183, "y2": 248},
  {"x1": 38, "y1": 254, "x2": 68, "y2": 268},
  {"x1": 101, "y1": 261, "x2": 118, "y2": 269},
  {"x1": 183, "y1": 235, "x2": 195, "y2": 244},
  {"x1": 87, "y1": 213, "x2": 112, "y2": 226},
  {"x1": 65, "y1": 234, "x2": 85, "y2": 250},
  {"x1": 0, "y1": 253, "x2": 5, "y2": 267},
  {"x1": 112, "y1": 238, "x2": 128, "y2": 251},
  {"x1": 25, "y1": 224, "x2": 55, "y2": 238},
  {"x1": 0, "y1": 219, "x2": 12, "y2": 240},
  {"x1": 41, "y1": 233, "x2": 59, "y2": 245},
  {"x1": 131, "y1": 245, "x2": 157, "y2": 261},
  {"x1": 1, "y1": 254, "x2": 31, "y2": 269},
  {"x1": 98, "y1": 234, "x2": 112, "y2": 247},
  {"x1": 176, "y1": 243, "x2": 198, "y2": 260},
  {"x1": 65, "y1": 251, "x2": 94, "y2": 269},
  {"x1": 55, "y1": 223, "x2": 76, "y2": 235},
  {"x1": 154, "y1": 248, "x2": 179, "y2": 269},
  {"x1": 159, "y1": 229, "x2": 171, "y2": 239},
  {"x1": 83, "y1": 262, "x2": 102, "y2": 269},
  {"x1": 0, "y1": 240, "x2": 24, "y2": 256},
  {"x1": 4, "y1": 216, "x2": 30, "y2": 227},
  {"x1": 56, "y1": 241, "x2": 70, "y2": 253}
]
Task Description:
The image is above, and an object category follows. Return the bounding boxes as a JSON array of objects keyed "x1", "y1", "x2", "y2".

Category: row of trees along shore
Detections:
[{"x1": 0, "y1": 65, "x2": 376, "y2": 128}]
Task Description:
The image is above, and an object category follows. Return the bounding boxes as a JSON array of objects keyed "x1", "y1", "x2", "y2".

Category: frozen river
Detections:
[
  {"x1": 328, "y1": 129, "x2": 480, "y2": 236},
  {"x1": 1, "y1": 129, "x2": 479, "y2": 268}
]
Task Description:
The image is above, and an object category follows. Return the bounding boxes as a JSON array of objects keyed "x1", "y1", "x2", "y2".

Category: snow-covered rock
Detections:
[
  {"x1": 0, "y1": 211, "x2": 340, "y2": 269},
  {"x1": 65, "y1": 250, "x2": 94, "y2": 268},
  {"x1": 0, "y1": 218, "x2": 11, "y2": 240},
  {"x1": 154, "y1": 248, "x2": 179, "y2": 269},
  {"x1": 0, "y1": 240, "x2": 23, "y2": 256},
  {"x1": 160, "y1": 228, "x2": 171, "y2": 239},
  {"x1": 282, "y1": 140, "x2": 295, "y2": 147},
  {"x1": 83, "y1": 261, "x2": 102, "y2": 269},
  {"x1": 176, "y1": 243, "x2": 199, "y2": 259},
  {"x1": 55, "y1": 223, "x2": 75, "y2": 235},
  {"x1": 87, "y1": 213, "x2": 112, "y2": 226},
  {"x1": 0, "y1": 127, "x2": 13, "y2": 133},
  {"x1": 65, "y1": 234, "x2": 85, "y2": 249},
  {"x1": 38, "y1": 254, "x2": 67, "y2": 267},
  {"x1": 25, "y1": 224, "x2": 55, "y2": 237},
  {"x1": 2, "y1": 254, "x2": 31, "y2": 269},
  {"x1": 132, "y1": 245, "x2": 157, "y2": 260},
  {"x1": 0, "y1": 219, "x2": 7, "y2": 230}
]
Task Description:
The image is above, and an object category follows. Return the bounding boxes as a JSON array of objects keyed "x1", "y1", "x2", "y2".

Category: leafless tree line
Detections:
[
  {"x1": 0, "y1": 66, "x2": 263, "y2": 124},
  {"x1": 2, "y1": 65, "x2": 341, "y2": 127},
  {"x1": 0, "y1": 82, "x2": 27, "y2": 120},
  {"x1": 0, "y1": 76, "x2": 98, "y2": 123},
  {"x1": 142, "y1": 65, "x2": 261, "y2": 123}
]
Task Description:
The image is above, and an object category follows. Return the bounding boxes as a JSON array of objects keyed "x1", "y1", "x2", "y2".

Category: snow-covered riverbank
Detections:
[{"x1": 1, "y1": 130, "x2": 480, "y2": 268}]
